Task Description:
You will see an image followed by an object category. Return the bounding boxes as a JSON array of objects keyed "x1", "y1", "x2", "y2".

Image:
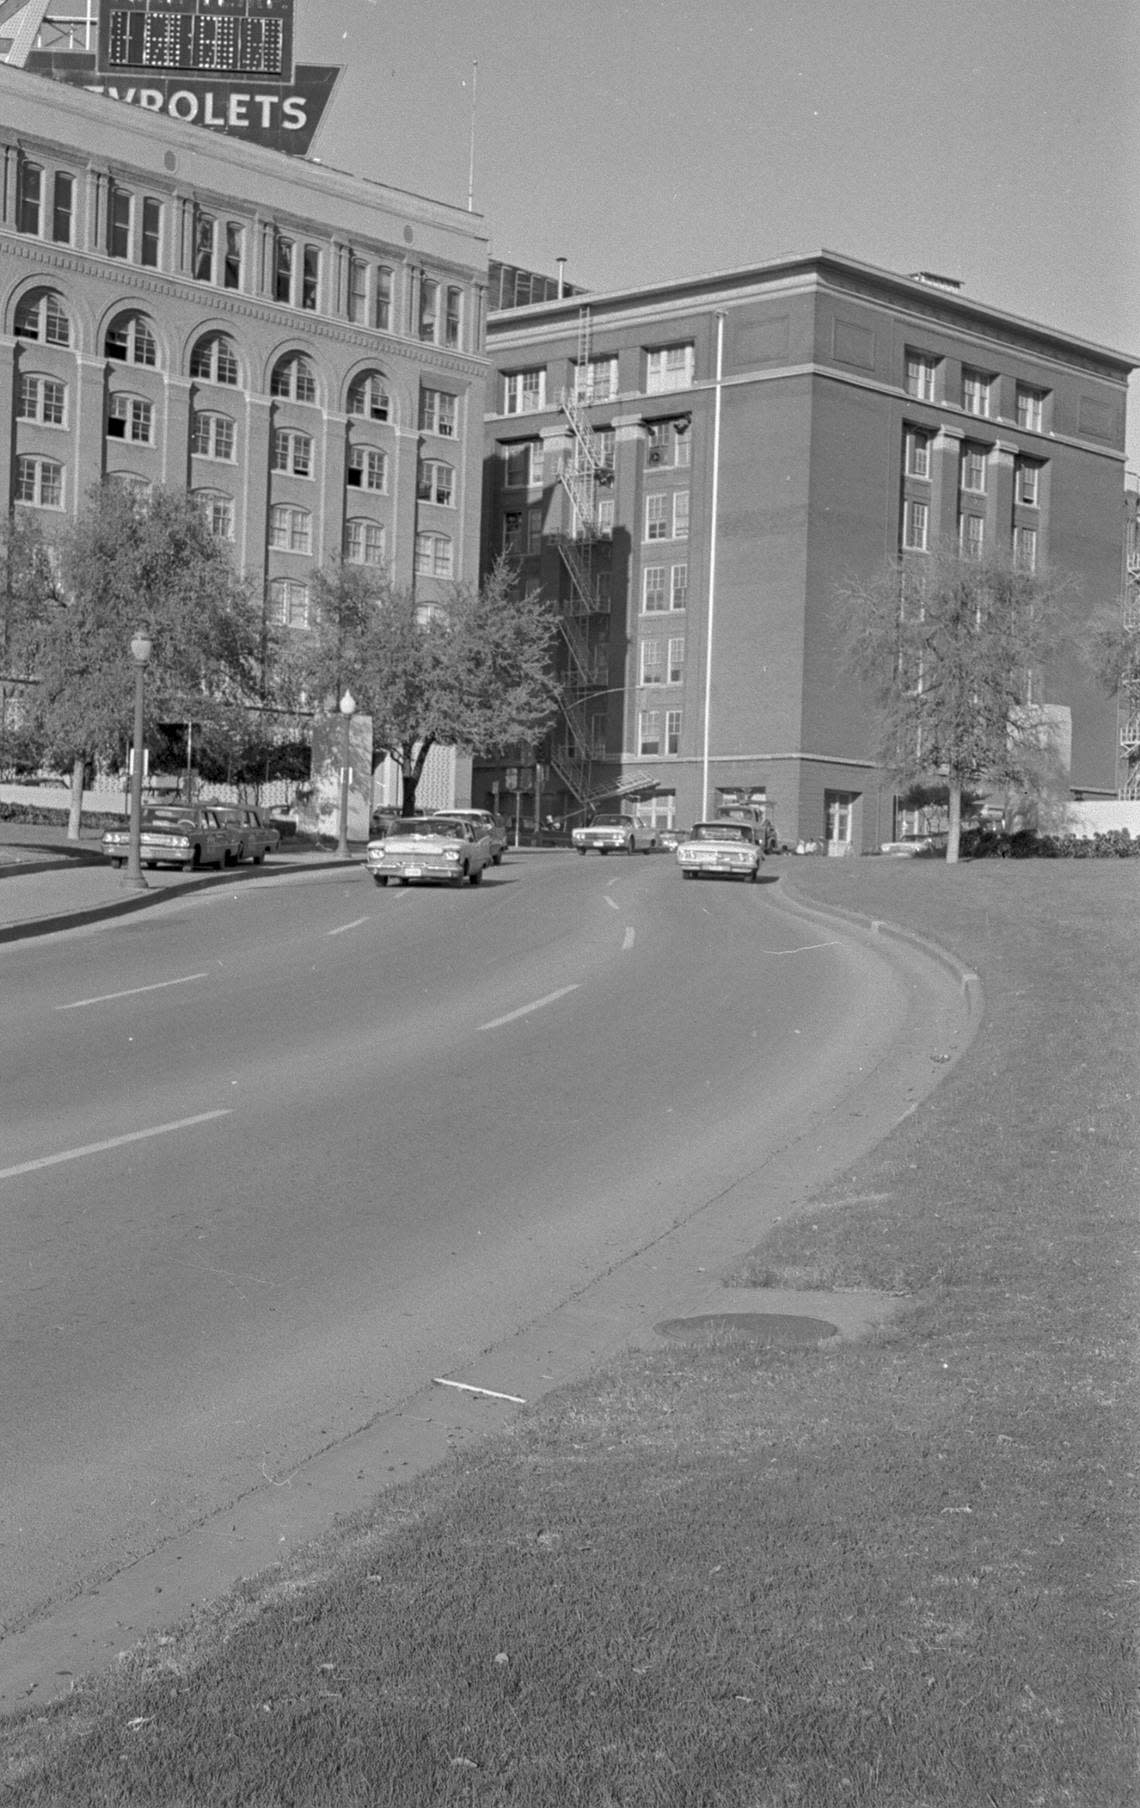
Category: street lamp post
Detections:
[
  {"x1": 123, "y1": 629, "x2": 152, "y2": 890},
  {"x1": 336, "y1": 688, "x2": 356, "y2": 858}
]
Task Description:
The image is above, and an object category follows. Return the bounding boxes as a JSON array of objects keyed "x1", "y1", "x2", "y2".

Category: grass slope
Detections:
[{"x1": 3, "y1": 861, "x2": 1137, "y2": 1807}]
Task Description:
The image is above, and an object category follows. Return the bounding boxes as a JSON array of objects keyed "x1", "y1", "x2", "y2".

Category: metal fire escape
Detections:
[
  {"x1": 1119, "y1": 491, "x2": 1140, "y2": 799},
  {"x1": 548, "y1": 309, "x2": 612, "y2": 811}
]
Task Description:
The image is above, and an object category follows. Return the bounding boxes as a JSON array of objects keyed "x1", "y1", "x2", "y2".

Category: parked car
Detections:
[
  {"x1": 365, "y1": 817, "x2": 491, "y2": 887},
  {"x1": 201, "y1": 803, "x2": 281, "y2": 865},
  {"x1": 433, "y1": 807, "x2": 508, "y2": 865},
  {"x1": 101, "y1": 805, "x2": 235, "y2": 872},
  {"x1": 675, "y1": 820, "x2": 764, "y2": 882},
  {"x1": 571, "y1": 813, "x2": 658, "y2": 855},
  {"x1": 658, "y1": 826, "x2": 690, "y2": 851}
]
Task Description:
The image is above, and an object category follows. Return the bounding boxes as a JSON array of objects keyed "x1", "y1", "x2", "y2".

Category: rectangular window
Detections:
[
  {"x1": 445, "y1": 286, "x2": 462, "y2": 348},
  {"x1": 190, "y1": 413, "x2": 235, "y2": 460},
  {"x1": 16, "y1": 159, "x2": 42, "y2": 235},
  {"x1": 673, "y1": 491, "x2": 690, "y2": 539},
  {"x1": 269, "y1": 504, "x2": 312, "y2": 553},
  {"x1": 646, "y1": 494, "x2": 668, "y2": 541},
  {"x1": 17, "y1": 374, "x2": 66, "y2": 426},
  {"x1": 418, "y1": 459, "x2": 455, "y2": 507},
  {"x1": 904, "y1": 428, "x2": 931, "y2": 479},
  {"x1": 905, "y1": 352, "x2": 938, "y2": 402},
  {"x1": 267, "y1": 578, "x2": 310, "y2": 629},
  {"x1": 346, "y1": 520, "x2": 386, "y2": 565},
  {"x1": 274, "y1": 236, "x2": 293, "y2": 303},
  {"x1": 374, "y1": 266, "x2": 393, "y2": 332},
  {"x1": 108, "y1": 185, "x2": 132, "y2": 259},
  {"x1": 1016, "y1": 461, "x2": 1040, "y2": 507},
  {"x1": 419, "y1": 276, "x2": 439, "y2": 342},
  {"x1": 219, "y1": 221, "x2": 240, "y2": 288},
  {"x1": 594, "y1": 427, "x2": 616, "y2": 471},
  {"x1": 671, "y1": 563, "x2": 688, "y2": 610},
  {"x1": 1013, "y1": 525, "x2": 1037, "y2": 571},
  {"x1": 193, "y1": 211, "x2": 215, "y2": 281},
  {"x1": 272, "y1": 429, "x2": 312, "y2": 477},
  {"x1": 502, "y1": 512, "x2": 522, "y2": 554},
  {"x1": 108, "y1": 395, "x2": 153, "y2": 444},
  {"x1": 301, "y1": 245, "x2": 320, "y2": 311},
  {"x1": 526, "y1": 503, "x2": 543, "y2": 553},
  {"x1": 961, "y1": 444, "x2": 988, "y2": 493},
  {"x1": 415, "y1": 532, "x2": 453, "y2": 578},
  {"x1": 643, "y1": 566, "x2": 667, "y2": 612},
  {"x1": 596, "y1": 498, "x2": 615, "y2": 539},
  {"x1": 902, "y1": 499, "x2": 929, "y2": 551},
  {"x1": 638, "y1": 709, "x2": 661, "y2": 755},
  {"x1": 960, "y1": 515, "x2": 984, "y2": 561},
  {"x1": 640, "y1": 639, "x2": 663, "y2": 685},
  {"x1": 1016, "y1": 385, "x2": 1046, "y2": 433},
  {"x1": 200, "y1": 494, "x2": 233, "y2": 540},
  {"x1": 347, "y1": 447, "x2": 387, "y2": 492},
  {"x1": 419, "y1": 389, "x2": 457, "y2": 437},
  {"x1": 962, "y1": 368, "x2": 992, "y2": 418},
  {"x1": 665, "y1": 710, "x2": 682, "y2": 755},
  {"x1": 646, "y1": 419, "x2": 690, "y2": 467},
  {"x1": 348, "y1": 256, "x2": 368, "y2": 324},
  {"x1": 503, "y1": 368, "x2": 547, "y2": 414},
  {"x1": 15, "y1": 455, "x2": 63, "y2": 508},
  {"x1": 573, "y1": 355, "x2": 618, "y2": 402},
  {"x1": 646, "y1": 344, "x2": 694, "y2": 394},
  {"x1": 667, "y1": 636, "x2": 685, "y2": 684},
  {"x1": 52, "y1": 172, "x2": 74, "y2": 245},
  {"x1": 504, "y1": 441, "x2": 541, "y2": 488},
  {"x1": 138, "y1": 197, "x2": 161, "y2": 268}
]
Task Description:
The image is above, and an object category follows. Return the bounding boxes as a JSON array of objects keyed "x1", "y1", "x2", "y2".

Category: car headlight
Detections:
[{"x1": 443, "y1": 848, "x2": 461, "y2": 861}]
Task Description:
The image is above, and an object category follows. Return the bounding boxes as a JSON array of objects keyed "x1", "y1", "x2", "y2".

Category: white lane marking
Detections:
[
  {"x1": 433, "y1": 1377, "x2": 527, "y2": 1404},
  {"x1": 479, "y1": 985, "x2": 579, "y2": 1031},
  {"x1": 623, "y1": 926, "x2": 635, "y2": 950},
  {"x1": 0, "y1": 1110, "x2": 233, "y2": 1183},
  {"x1": 327, "y1": 917, "x2": 369, "y2": 937},
  {"x1": 55, "y1": 973, "x2": 209, "y2": 1011},
  {"x1": 762, "y1": 941, "x2": 841, "y2": 954},
  {"x1": 604, "y1": 895, "x2": 619, "y2": 910}
]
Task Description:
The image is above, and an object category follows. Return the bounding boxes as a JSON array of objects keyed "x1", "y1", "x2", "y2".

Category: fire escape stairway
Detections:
[{"x1": 550, "y1": 375, "x2": 610, "y2": 810}]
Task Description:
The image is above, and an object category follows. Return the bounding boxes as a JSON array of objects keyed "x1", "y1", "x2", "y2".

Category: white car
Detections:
[
  {"x1": 676, "y1": 820, "x2": 764, "y2": 881},
  {"x1": 433, "y1": 807, "x2": 507, "y2": 865},
  {"x1": 365, "y1": 817, "x2": 490, "y2": 887},
  {"x1": 572, "y1": 813, "x2": 658, "y2": 855}
]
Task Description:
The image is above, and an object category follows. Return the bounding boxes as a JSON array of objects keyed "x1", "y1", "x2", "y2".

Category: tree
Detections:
[
  {"x1": 287, "y1": 560, "x2": 558, "y2": 816},
  {"x1": 0, "y1": 512, "x2": 58, "y2": 777},
  {"x1": 25, "y1": 484, "x2": 266, "y2": 838},
  {"x1": 838, "y1": 543, "x2": 1076, "y2": 862}
]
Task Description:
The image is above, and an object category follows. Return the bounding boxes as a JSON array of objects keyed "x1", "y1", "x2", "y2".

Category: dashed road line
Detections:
[
  {"x1": 55, "y1": 973, "x2": 209, "y2": 1011},
  {"x1": 326, "y1": 917, "x2": 370, "y2": 937},
  {"x1": 0, "y1": 1110, "x2": 233, "y2": 1182},
  {"x1": 479, "y1": 985, "x2": 579, "y2": 1031}
]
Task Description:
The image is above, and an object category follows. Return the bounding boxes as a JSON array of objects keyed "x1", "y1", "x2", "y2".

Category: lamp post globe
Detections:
[
  {"x1": 123, "y1": 630, "x2": 152, "y2": 890},
  {"x1": 336, "y1": 689, "x2": 357, "y2": 859}
]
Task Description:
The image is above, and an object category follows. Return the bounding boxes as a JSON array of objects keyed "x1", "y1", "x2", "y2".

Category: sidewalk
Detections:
[{"x1": 0, "y1": 822, "x2": 350, "y2": 944}]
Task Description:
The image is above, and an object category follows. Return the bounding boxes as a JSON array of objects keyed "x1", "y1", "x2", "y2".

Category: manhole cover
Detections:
[{"x1": 654, "y1": 1312, "x2": 839, "y2": 1346}]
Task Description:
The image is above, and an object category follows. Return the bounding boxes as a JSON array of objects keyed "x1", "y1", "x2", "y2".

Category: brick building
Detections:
[
  {"x1": 481, "y1": 253, "x2": 1133, "y2": 849},
  {"x1": 0, "y1": 60, "x2": 489, "y2": 647}
]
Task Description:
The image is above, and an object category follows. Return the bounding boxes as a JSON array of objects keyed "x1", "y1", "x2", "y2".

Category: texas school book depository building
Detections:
[{"x1": 0, "y1": 4, "x2": 490, "y2": 818}]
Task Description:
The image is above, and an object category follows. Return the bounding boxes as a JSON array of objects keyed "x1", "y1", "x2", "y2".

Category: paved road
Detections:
[{"x1": 1, "y1": 852, "x2": 935, "y2": 1666}]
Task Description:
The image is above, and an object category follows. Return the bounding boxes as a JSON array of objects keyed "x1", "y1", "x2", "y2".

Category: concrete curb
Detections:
[{"x1": 0, "y1": 855, "x2": 357, "y2": 946}]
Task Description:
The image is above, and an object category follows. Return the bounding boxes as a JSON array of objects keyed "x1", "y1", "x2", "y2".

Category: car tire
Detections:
[
  {"x1": 253, "y1": 851, "x2": 266, "y2": 865},
  {"x1": 749, "y1": 867, "x2": 759, "y2": 883},
  {"x1": 469, "y1": 865, "x2": 483, "y2": 886},
  {"x1": 577, "y1": 848, "x2": 587, "y2": 856},
  {"x1": 626, "y1": 840, "x2": 635, "y2": 854},
  {"x1": 493, "y1": 851, "x2": 503, "y2": 866},
  {"x1": 373, "y1": 875, "x2": 388, "y2": 887},
  {"x1": 599, "y1": 848, "x2": 608, "y2": 856},
  {"x1": 682, "y1": 869, "x2": 695, "y2": 880},
  {"x1": 400, "y1": 877, "x2": 410, "y2": 887}
]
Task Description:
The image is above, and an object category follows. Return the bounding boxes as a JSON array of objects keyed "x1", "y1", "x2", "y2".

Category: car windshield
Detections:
[
  {"x1": 692, "y1": 822, "x2": 748, "y2": 842},
  {"x1": 398, "y1": 820, "x2": 461, "y2": 839},
  {"x1": 144, "y1": 810, "x2": 194, "y2": 829},
  {"x1": 591, "y1": 816, "x2": 630, "y2": 828}
]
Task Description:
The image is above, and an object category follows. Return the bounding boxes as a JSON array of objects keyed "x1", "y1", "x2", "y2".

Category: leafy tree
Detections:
[
  {"x1": 0, "y1": 512, "x2": 58, "y2": 776},
  {"x1": 286, "y1": 560, "x2": 558, "y2": 816},
  {"x1": 838, "y1": 543, "x2": 1076, "y2": 862},
  {"x1": 25, "y1": 484, "x2": 265, "y2": 837}
]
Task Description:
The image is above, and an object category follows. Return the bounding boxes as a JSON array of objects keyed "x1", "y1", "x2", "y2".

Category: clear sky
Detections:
[{"x1": 298, "y1": 0, "x2": 1139, "y2": 470}]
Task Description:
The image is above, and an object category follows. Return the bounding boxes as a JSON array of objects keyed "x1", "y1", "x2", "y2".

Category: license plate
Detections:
[{"x1": 404, "y1": 865, "x2": 422, "y2": 878}]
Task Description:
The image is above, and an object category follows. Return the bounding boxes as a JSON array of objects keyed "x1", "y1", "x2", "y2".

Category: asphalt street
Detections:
[{"x1": 1, "y1": 849, "x2": 967, "y2": 1696}]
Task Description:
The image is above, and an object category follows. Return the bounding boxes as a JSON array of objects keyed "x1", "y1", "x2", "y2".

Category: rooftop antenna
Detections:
[{"x1": 466, "y1": 60, "x2": 478, "y2": 212}]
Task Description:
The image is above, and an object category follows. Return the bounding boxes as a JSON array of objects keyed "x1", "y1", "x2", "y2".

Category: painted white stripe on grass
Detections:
[
  {"x1": 479, "y1": 985, "x2": 579, "y2": 1031},
  {"x1": 55, "y1": 973, "x2": 209, "y2": 1011},
  {"x1": 604, "y1": 895, "x2": 619, "y2": 910},
  {"x1": 433, "y1": 1377, "x2": 527, "y2": 1404},
  {"x1": 0, "y1": 1111, "x2": 232, "y2": 1182},
  {"x1": 623, "y1": 926, "x2": 635, "y2": 950},
  {"x1": 326, "y1": 917, "x2": 369, "y2": 937}
]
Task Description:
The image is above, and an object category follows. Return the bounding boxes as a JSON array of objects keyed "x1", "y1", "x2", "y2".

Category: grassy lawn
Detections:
[{"x1": 3, "y1": 861, "x2": 1137, "y2": 1806}]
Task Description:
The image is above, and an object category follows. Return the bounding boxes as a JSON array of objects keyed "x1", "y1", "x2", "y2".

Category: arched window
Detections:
[
  {"x1": 345, "y1": 519, "x2": 386, "y2": 566},
  {"x1": 190, "y1": 412, "x2": 236, "y2": 461},
  {"x1": 105, "y1": 312, "x2": 157, "y2": 367},
  {"x1": 189, "y1": 332, "x2": 240, "y2": 386},
  {"x1": 270, "y1": 353, "x2": 316, "y2": 403},
  {"x1": 414, "y1": 532, "x2": 453, "y2": 579},
  {"x1": 347, "y1": 372, "x2": 391, "y2": 422},
  {"x1": 347, "y1": 446, "x2": 387, "y2": 493},
  {"x1": 14, "y1": 289, "x2": 71, "y2": 346}
]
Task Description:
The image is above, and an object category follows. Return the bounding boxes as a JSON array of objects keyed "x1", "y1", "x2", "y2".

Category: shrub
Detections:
[{"x1": 961, "y1": 824, "x2": 1137, "y2": 860}]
